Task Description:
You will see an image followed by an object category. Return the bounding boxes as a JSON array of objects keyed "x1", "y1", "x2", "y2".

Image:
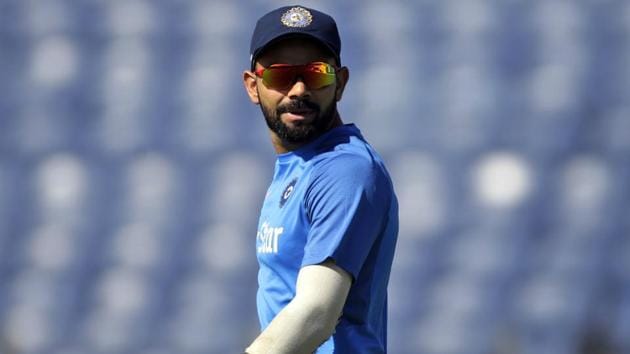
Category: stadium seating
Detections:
[{"x1": 1, "y1": 0, "x2": 629, "y2": 353}]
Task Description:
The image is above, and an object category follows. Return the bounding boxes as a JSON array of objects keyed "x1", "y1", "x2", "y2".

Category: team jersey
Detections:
[{"x1": 255, "y1": 123, "x2": 399, "y2": 353}]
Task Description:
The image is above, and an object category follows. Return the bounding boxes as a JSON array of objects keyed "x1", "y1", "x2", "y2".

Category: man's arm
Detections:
[{"x1": 245, "y1": 259, "x2": 352, "y2": 354}]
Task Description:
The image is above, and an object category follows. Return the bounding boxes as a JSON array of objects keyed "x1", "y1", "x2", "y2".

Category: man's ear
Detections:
[
  {"x1": 243, "y1": 70, "x2": 260, "y2": 104},
  {"x1": 335, "y1": 67, "x2": 349, "y2": 102}
]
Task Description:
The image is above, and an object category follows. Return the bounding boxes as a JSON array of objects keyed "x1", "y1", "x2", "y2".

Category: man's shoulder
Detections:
[
  {"x1": 311, "y1": 147, "x2": 376, "y2": 175},
  {"x1": 307, "y1": 148, "x2": 392, "y2": 197},
  {"x1": 305, "y1": 125, "x2": 392, "y2": 186}
]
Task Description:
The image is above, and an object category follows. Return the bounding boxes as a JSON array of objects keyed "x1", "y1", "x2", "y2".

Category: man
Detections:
[{"x1": 242, "y1": 5, "x2": 398, "y2": 353}]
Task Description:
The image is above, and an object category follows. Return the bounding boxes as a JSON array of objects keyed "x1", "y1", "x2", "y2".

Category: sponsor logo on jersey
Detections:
[
  {"x1": 280, "y1": 178, "x2": 297, "y2": 208},
  {"x1": 257, "y1": 221, "x2": 284, "y2": 254}
]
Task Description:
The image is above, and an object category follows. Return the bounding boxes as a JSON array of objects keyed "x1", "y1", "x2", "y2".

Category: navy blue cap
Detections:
[{"x1": 249, "y1": 5, "x2": 341, "y2": 68}]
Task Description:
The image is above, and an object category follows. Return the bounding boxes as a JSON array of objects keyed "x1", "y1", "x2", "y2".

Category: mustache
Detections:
[{"x1": 276, "y1": 100, "x2": 320, "y2": 114}]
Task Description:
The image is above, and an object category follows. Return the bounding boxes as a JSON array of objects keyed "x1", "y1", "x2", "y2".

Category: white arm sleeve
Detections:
[{"x1": 245, "y1": 259, "x2": 352, "y2": 354}]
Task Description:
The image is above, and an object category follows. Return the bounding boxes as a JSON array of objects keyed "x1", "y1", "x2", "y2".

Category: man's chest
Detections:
[{"x1": 256, "y1": 172, "x2": 310, "y2": 264}]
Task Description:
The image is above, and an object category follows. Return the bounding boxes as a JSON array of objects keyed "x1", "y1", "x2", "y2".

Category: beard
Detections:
[{"x1": 259, "y1": 97, "x2": 337, "y2": 146}]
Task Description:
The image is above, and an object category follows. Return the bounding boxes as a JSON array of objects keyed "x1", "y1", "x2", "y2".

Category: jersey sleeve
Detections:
[{"x1": 302, "y1": 153, "x2": 391, "y2": 281}]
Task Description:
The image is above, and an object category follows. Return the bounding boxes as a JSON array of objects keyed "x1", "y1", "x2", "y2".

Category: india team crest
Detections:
[
  {"x1": 280, "y1": 7, "x2": 313, "y2": 28},
  {"x1": 280, "y1": 178, "x2": 298, "y2": 208}
]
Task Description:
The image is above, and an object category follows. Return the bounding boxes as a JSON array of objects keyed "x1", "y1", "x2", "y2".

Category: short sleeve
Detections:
[{"x1": 302, "y1": 153, "x2": 391, "y2": 280}]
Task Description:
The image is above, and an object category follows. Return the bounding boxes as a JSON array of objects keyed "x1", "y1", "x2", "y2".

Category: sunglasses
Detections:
[{"x1": 254, "y1": 62, "x2": 338, "y2": 90}]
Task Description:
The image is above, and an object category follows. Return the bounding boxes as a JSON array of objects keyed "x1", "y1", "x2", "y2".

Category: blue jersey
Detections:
[{"x1": 255, "y1": 124, "x2": 398, "y2": 353}]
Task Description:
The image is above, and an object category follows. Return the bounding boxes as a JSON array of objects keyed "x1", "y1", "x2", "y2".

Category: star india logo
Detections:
[{"x1": 281, "y1": 7, "x2": 313, "y2": 28}]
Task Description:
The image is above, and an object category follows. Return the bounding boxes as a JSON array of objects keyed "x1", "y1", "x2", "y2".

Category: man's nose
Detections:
[{"x1": 287, "y1": 77, "x2": 310, "y2": 99}]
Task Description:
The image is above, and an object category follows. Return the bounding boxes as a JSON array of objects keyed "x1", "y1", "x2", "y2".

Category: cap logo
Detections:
[{"x1": 281, "y1": 7, "x2": 313, "y2": 28}]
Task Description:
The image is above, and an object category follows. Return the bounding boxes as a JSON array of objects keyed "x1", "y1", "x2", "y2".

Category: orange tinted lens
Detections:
[
  {"x1": 262, "y1": 63, "x2": 336, "y2": 90},
  {"x1": 303, "y1": 62, "x2": 336, "y2": 89},
  {"x1": 262, "y1": 66, "x2": 297, "y2": 89}
]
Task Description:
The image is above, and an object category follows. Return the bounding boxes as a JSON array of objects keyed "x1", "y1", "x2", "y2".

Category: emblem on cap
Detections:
[{"x1": 281, "y1": 7, "x2": 313, "y2": 28}]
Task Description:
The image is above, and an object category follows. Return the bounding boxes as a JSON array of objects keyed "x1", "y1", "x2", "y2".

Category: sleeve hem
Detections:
[{"x1": 301, "y1": 254, "x2": 358, "y2": 283}]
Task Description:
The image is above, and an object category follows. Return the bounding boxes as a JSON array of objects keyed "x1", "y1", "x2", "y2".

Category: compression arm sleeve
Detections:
[{"x1": 245, "y1": 259, "x2": 352, "y2": 354}]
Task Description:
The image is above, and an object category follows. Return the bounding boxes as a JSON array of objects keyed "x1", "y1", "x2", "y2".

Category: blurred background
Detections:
[{"x1": 0, "y1": 0, "x2": 629, "y2": 353}]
